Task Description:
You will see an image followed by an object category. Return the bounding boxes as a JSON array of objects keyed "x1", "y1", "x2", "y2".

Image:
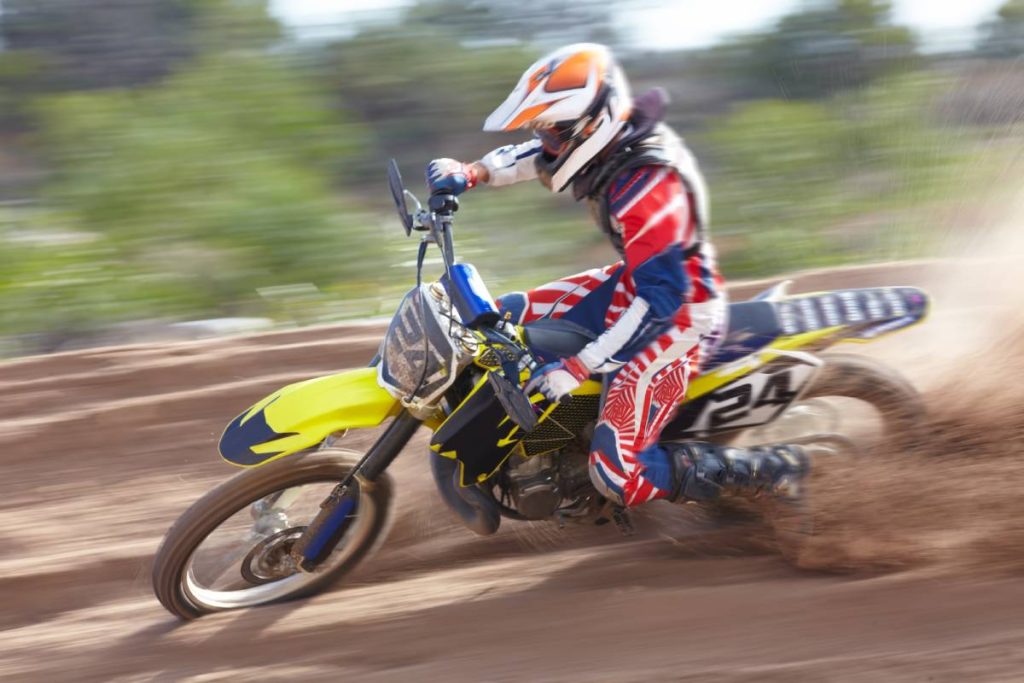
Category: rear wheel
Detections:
[
  {"x1": 725, "y1": 353, "x2": 925, "y2": 557},
  {"x1": 152, "y1": 450, "x2": 393, "y2": 620},
  {"x1": 740, "y1": 352, "x2": 926, "y2": 451}
]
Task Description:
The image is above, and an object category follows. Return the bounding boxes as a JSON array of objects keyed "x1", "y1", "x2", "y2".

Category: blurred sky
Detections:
[{"x1": 270, "y1": 0, "x2": 1008, "y2": 51}]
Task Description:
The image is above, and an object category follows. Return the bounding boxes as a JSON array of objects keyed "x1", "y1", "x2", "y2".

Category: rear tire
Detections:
[
  {"x1": 764, "y1": 353, "x2": 924, "y2": 563},
  {"x1": 711, "y1": 353, "x2": 925, "y2": 556},
  {"x1": 802, "y1": 352, "x2": 926, "y2": 445},
  {"x1": 153, "y1": 450, "x2": 393, "y2": 620}
]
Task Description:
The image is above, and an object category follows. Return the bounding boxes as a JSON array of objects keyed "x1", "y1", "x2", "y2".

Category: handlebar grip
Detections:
[{"x1": 428, "y1": 193, "x2": 459, "y2": 215}]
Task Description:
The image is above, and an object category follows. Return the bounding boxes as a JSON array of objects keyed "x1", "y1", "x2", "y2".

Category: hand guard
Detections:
[
  {"x1": 426, "y1": 158, "x2": 478, "y2": 196},
  {"x1": 525, "y1": 356, "x2": 591, "y2": 403}
]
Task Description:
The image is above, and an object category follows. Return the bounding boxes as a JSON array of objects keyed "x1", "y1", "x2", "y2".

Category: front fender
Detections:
[{"x1": 219, "y1": 367, "x2": 401, "y2": 467}]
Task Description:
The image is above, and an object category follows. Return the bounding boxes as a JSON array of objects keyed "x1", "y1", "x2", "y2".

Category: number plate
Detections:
[{"x1": 662, "y1": 354, "x2": 822, "y2": 439}]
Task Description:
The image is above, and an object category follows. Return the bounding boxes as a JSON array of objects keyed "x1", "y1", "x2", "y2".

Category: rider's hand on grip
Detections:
[
  {"x1": 525, "y1": 356, "x2": 590, "y2": 403},
  {"x1": 426, "y1": 158, "x2": 478, "y2": 196}
]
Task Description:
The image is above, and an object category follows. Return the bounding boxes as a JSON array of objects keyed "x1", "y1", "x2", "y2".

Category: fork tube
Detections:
[
  {"x1": 293, "y1": 411, "x2": 421, "y2": 570},
  {"x1": 349, "y1": 410, "x2": 422, "y2": 482}
]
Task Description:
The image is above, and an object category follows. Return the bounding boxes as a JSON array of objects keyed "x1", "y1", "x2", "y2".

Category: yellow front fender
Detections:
[{"x1": 219, "y1": 367, "x2": 401, "y2": 467}]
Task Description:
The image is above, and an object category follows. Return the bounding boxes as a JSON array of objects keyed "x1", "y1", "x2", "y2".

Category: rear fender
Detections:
[
  {"x1": 778, "y1": 286, "x2": 931, "y2": 345},
  {"x1": 219, "y1": 367, "x2": 401, "y2": 467}
]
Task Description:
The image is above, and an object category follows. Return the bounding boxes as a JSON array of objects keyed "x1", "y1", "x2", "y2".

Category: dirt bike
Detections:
[{"x1": 152, "y1": 160, "x2": 929, "y2": 619}]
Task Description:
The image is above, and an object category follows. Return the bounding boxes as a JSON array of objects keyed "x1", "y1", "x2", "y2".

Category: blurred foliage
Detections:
[
  {"x1": 407, "y1": 0, "x2": 619, "y2": 48},
  {"x1": 978, "y1": 0, "x2": 1024, "y2": 58},
  {"x1": 2, "y1": 48, "x2": 400, "y2": 339},
  {"x1": 0, "y1": 0, "x2": 196, "y2": 92},
  {"x1": 706, "y1": 73, "x2": 970, "y2": 274},
  {"x1": 704, "y1": 0, "x2": 917, "y2": 99},
  {"x1": 0, "y1": 0, "x2": 279, "y2": 93},
  {"x1": 320, "y1": 23, "x2": 535, "y2": 168},
  {"x1": 0, "y1": 0, "x2": 1019, "y2": 353}
]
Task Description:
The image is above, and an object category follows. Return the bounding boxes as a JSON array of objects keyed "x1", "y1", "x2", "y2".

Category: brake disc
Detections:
[{"x1": 240, "y1": 526, "x2": 307, "y2": 584}]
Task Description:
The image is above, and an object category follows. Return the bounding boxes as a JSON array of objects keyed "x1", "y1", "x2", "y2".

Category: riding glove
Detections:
[
  {"x1": 525, "y1": 356, "x2": 591, "y2": 402},
  {"x1": 426, "y1": 158, "x2": 478, "y2": 196}
]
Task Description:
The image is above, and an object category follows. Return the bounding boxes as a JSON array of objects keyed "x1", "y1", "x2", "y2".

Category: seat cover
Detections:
[
  {"x1": 522, "y1": 318, "x2": 598, "y2": 364},
  {"x1": 704, "y1": 301, "x2": 781, "y2": 369},
  {"x1": 524, "y1": 302, "x2": 782, "y2": 369}
]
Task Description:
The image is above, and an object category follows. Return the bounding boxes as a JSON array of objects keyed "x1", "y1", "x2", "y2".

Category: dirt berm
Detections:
[{"x1": 1, "y1": 259, "x2": 1022, "y2": 682}]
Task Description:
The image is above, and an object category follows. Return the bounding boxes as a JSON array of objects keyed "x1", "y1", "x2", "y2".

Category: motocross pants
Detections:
[{"x1": 498, "y1": 263, "x2": 726, "y2": 507}]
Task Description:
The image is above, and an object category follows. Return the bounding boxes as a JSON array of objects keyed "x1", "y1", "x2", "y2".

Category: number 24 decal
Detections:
[{"x1": 696, "y1": 362, "x2": 819, "y2": 432}]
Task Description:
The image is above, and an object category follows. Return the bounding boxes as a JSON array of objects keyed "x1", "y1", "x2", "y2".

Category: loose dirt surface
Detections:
[{"x1": 2, "y1": 261, "x2": 1022, "y2": 682}]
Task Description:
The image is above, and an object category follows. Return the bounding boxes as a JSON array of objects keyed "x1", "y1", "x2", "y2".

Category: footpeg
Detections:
[
  {"x1": 594, "y1": 500, "x2": 634, "y2": 535},
  {"x1": 611, "y1": 506, "x2": 635, "y2": 536}
]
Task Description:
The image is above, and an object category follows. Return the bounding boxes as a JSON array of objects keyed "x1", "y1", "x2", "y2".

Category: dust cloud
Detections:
[{"x1": 798, "y1": 187, "x2": 1024, "y2": 574}]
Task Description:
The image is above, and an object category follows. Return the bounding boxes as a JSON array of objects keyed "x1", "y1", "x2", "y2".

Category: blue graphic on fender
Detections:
[{"x1": 219, "y1": 398, "x2": 297, "y2": 466}]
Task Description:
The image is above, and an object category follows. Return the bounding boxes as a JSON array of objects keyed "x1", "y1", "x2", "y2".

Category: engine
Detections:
[
  {"x1": 506, "y1": 454, "x2": 561, "y2": 520},
  {"x1": 505, "y1": 443, "x2": 593, "y2": 520}
]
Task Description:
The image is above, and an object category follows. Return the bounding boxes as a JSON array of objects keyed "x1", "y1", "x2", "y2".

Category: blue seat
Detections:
[
  {"x1": 522, "y1": 300, "x2": 783, "y2": 370},
  {"x1": 703, "y1": 301, "x2": 781, "y2": 369}
]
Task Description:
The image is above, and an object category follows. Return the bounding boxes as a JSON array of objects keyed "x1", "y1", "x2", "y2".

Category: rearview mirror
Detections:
[{"x1": 387, "y1": 159, "x2": 414, "y2": 236}]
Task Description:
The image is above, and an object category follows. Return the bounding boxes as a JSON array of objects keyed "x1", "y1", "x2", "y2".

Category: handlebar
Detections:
[{"x1": 428, "y1": 193, "x2": 459, "y2": 216}]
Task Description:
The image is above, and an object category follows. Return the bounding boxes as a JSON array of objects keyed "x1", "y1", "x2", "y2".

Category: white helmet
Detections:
[{"x1": 483, "y1": 43, "x2": 633, "y2": 193}]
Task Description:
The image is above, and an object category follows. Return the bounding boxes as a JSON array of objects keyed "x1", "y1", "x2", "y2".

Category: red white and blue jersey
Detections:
[
  {"x1": 489, "y1": 126, "x2": 727, "y2": 507},
  {"x1": 594, "y1": 163, "x2": 723, "y2": 367},
  {"x1": 482, "y1": 126, "x2": 722, "y2": 371}
]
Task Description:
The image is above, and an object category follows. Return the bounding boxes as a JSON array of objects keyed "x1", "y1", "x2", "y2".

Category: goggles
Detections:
[{"x1": 535, "y1": 121, "x2": 579, "y2": 156}]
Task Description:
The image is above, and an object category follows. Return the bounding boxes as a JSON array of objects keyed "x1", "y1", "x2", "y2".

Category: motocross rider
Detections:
[{"x1": 426, "y1": 44, "x2": 807, "y2": 508}]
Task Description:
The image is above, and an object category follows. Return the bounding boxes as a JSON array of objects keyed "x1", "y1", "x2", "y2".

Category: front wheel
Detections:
[{"x1": 152, "y1": 450, "x2": 393, "y2": 620}]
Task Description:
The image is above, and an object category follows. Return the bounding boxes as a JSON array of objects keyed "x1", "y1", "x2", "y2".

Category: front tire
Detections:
[{"x1": 153, "y1": 450, "x2": 393, "y2": 620}]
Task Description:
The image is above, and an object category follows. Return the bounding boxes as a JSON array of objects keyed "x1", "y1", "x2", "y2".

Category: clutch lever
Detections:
[
  {"x1": 479, "y1": 325, "x2": 540, "y2": 433},
  {"x1": 488, "y1": 370, "x2": 538, "y2": 433}
]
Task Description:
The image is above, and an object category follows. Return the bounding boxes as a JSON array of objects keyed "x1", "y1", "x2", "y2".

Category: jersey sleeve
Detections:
[
  {"x1": 577, "y1": 166, "x2": 695, "y2": 371},
  {"x1": 478, "y1": 138, "x2": 542, "y2": 187}
]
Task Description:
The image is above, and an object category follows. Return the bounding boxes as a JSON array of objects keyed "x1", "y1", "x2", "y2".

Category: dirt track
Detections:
[{"x1": 2, "y1": 260, "x2": 1023, "y2": 682}]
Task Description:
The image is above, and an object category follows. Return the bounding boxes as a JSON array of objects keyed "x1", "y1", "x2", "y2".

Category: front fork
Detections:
[{"x1": 290, "y1": 410, "x2": 421, "y2": 572}]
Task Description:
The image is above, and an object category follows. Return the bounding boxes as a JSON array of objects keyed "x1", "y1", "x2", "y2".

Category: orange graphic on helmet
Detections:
[
  {"x1": 483, "y1": 43, "x2": 634, "y2": 192},
  {"x1": 545, "y1": 49, "x2": 605, "y2": 93},
  {"x1": 504, "y1": 101, "x2": 559, "y2": 131}
]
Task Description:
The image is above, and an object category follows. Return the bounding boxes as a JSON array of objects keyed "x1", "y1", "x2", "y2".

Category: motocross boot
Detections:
[{"x1": 665, "y1": 442, "x2": 809, "y2": 503}]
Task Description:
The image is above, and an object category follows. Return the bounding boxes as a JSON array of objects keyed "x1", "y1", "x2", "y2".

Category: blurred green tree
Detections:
[
  {"x1": 322, "y1": 27, "x2": 534, "y2": 169},
  {"x1": 712, "y1": 0, "x2": 918, "y2": 99},
  {"x1": 0, "y1": 0, "x2": 195, "y2": 91},
  {"x1": 977, "y1": 0, "x2": 1024, "y2": 57},
  {"x1": 0, "y1": 0, "x2": 283, "y2": 189},
  {"x1": 8, "y1": 52, "x2": 387, "y2": 339},
  {"x1": 703, "y1": 72, "x2": 967, "y2": 275},
  {"x1": 407, "y1": 0, "x2": 619, "y2": 48},
  {"x1": 0, "y1": 0, "x2": 280, "y2": 97}
]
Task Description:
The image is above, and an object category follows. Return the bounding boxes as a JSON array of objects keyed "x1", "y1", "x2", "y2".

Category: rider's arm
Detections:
[
  {"x1": 474, "y1": 138, "x2": 542, "y2": 187},
  {"x1": 577, "y1": 166, "x2": 694, "y2": 372},
  {"x1": 427, "y1": 138, "x2": 541, "y2": 195}
]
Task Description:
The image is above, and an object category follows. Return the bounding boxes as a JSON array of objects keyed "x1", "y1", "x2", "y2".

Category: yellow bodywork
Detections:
[
  {"x1": 221, "y1": 286, "x2": 928, "y2": 470},
  {"x1": 685, "y1": 326, "x2": 844, "y2": 398},
  {"x1": 219, "y1": 367, "x2": 400, "y2": 467}
]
